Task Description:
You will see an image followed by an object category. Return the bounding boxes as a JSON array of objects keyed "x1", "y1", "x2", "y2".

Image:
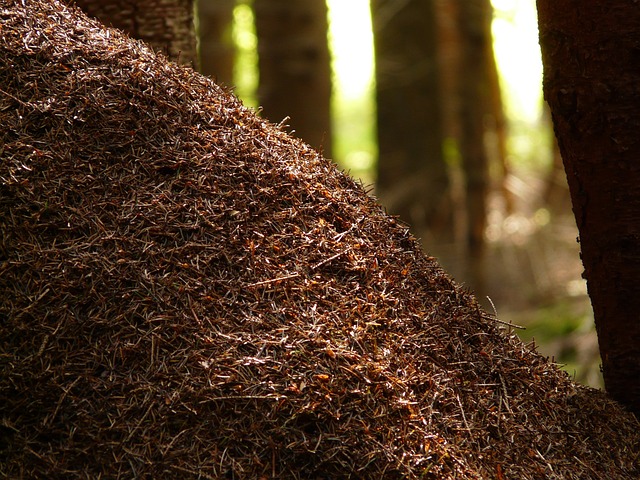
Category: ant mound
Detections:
[{"x1": 1, "y1": 1, "x2": 639, "y2": 478}]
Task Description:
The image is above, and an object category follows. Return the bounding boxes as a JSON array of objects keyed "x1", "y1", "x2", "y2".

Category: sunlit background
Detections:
[
  {"x1": 233, "y1": 0, "x2": 546, "y2": 179},
  {"x1": 325, "y1": 0, "x2": 545, "y2": 181}
]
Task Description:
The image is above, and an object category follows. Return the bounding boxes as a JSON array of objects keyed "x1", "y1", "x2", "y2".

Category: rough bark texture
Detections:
[
  {"x1": 70, "y1": 0, "x2": 197, "y2": 67},
  {"x1": 196, "y1": 0, "x2": 235, "y2": 85},
  {"x1": 253, "y1": 0, "x2": 332, "y2": 157},
  {"x1": 537, "y1": 0, "x2": 640, "y2": 416},
  {"x1": 371, "y1": 0, "x2": 451, "y2": 239}
]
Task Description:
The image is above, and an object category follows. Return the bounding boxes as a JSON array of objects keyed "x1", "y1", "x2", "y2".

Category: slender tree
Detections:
[
  {"x1": 70, "y1": 0, "x2": 197, "y2": 67},
  {"x1": 537, "y1": 0, "x2": 640, "y2": 416},
  {"x1": 253, "y1": 0, "x2": 332, "y2": 157},
  {"x1": 485, "y1": 28, "x2": 512, "y2": 215},
  {"x1": 455, "y1": 0, "x2": 494, "y2": 294},
  {"x1": 371, "y1": 0, "x2": 451, "y2": 240},
  {"x1": 196, "y1": 0, "x2": 236, "y2": 85}
]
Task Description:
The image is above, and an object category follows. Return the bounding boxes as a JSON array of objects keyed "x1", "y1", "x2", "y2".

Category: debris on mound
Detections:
[{"x1": 1, "y1": 1, "x2": 638, "y2": 478}]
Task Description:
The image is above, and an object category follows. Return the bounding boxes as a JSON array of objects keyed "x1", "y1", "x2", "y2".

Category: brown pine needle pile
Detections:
[{"x1": 1, "y1": 1, "x2": 639, "y2": 478}]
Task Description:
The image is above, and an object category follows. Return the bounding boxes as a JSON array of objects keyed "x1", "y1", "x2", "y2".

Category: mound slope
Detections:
[{"x1": 1, "y1": 1, "x2": 639, "y2": 478}]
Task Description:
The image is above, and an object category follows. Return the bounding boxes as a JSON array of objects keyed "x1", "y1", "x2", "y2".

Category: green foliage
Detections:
[
  {"x1": 507, "y1": 117, "x2": 555, "y2": 173},
  {"x1": 514, "y1": 300, "x2": 602, "y2": 387},
  {"x1": 518, "y1": 301, "x2": 587, "y2": 343},
  {"x1": 331, "y1": 94, "x2": 376, "y2": 183},
  {"x1": 232, "y1": 2, "x2": 258, "y2": 108}
]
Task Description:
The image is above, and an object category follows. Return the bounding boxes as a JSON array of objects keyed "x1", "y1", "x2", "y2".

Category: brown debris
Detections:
[{"x1": 0, "y1": 1, "x2": 639, "y2": 478}]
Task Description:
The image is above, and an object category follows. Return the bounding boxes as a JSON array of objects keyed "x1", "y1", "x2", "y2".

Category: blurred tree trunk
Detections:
[
  {"x1": 70, "y1": 0, "x2": 197, "y2": 67},
  {"x1": 485, "y1": 35, "x2": 513, "y2": 215},
  {"x1": 371, "y1": 0, "x2": 452, "y2": 241},
  {"x1": 196, "y1": 0, "x2": 236, "y2": 85},
  {"x1": 456, "y1": 0, "x2": 494, "y2": 294},
  {"x1": 434, "y1": 0, "x2": 465, "y2": 250},
  {"x1": 253, "y1": 0, "x2": 332, "y2": 157},
  {"x1": 538, "y1": 0, "x2": 640, "y2": 417}
]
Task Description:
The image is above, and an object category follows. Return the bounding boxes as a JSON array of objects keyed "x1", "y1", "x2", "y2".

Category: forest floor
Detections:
[{"x1": 422, "y1": 171, "x2": 602, "y2": 388}]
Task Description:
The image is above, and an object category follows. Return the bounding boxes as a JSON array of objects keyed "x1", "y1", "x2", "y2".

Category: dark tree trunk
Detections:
[
  {"x1": 371, "y1": 0, "x2": 451, "y2": 240},
  {"x1": 456, "y1": 0, "x2": 493, "y2": 294},
  {"x1": 70, "y1": 0, "x2": 197, "y2": 67},
  {"x1": 196, "y1": 0, "x2": 236, "y2": 85},
  {"x1": 253, "y1": 0, "x2": 332, "y2": 157},
  {"x1": 538, "y1": 0, "x2": 640, "y2": 416}
]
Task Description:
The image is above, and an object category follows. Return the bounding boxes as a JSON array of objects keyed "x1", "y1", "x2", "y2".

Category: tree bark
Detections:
[
  {"x1": 253, "y1": 0, "x2": 332, "y2": 157},
  {"x1": 70, "y1": 0, "x2": 197, "y2": 67},
  {"x1": 371, "y1": 0, "x2": 450, "y2": 240},
  {"x1": 197, "y1": 0, "x2": 236, "y2": 85},
  {"x1": 456, "y1": 0, "x2": 493, "y2": 294},
  {"x1": 537, "y1": 0, "x2": 640, "y2": 416}
]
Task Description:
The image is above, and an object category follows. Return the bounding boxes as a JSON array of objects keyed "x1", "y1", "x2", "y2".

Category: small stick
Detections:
[
  {"x1": 310, "y1": 250, "x2": 346, "y2": 270},
  {"x1": 247, "y1": 272, "x2": 300, "y2": 287},
  {"x1": 481, "y1": 313, "x2": 526, "y2": 330},
  {"x1": 483, "y1": 296, "x2": 525, "y2": 330}
]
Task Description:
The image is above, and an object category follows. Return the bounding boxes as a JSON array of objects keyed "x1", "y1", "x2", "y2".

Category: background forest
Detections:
[{"x1": 155, "y1": 0, "x2": 597, "y2": 387}]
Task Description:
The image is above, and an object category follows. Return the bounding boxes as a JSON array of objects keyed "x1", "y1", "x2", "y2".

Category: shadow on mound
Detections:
[{"x1": 1, "y1": 1, "x2": 639, "y2": 478}]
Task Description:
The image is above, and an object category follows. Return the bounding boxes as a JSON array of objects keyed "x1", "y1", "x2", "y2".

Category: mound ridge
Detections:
[{"x1": 1, "y1": 1, "x2": 639, "y2": 478}]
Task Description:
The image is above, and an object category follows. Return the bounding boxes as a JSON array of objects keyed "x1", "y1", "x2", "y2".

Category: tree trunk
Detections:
[
  {"x1": 456, "y1": 0, "x2": 493, "y2": 295},
  {"x1": 371, "y1": 0, "x2": 451, "y2": 240},
  {"x1": 537, "y1": 0, "x2": 640, "y2": 416},
  {"x1": 196, "y1": 0, "x2": 236, "y2": 85},
  {"x1": 485, "y1": 34, "x2": 513, "y2": 215},
  {"x1": 253, "y1": 0, "x2": 332, "y2": 157},
  {"x1": 70, "y1": 0, "x2": 197, "y2": 67}
]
